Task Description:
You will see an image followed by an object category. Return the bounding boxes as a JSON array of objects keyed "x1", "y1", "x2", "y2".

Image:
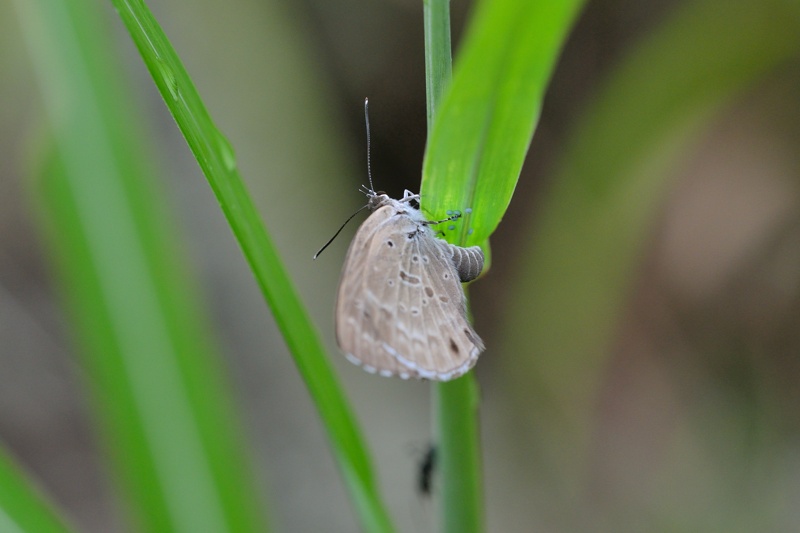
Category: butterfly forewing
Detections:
[
  {"x1": 335, "y1": 196, "x2": 484, "y2": 381},
  {"x1": 336, "y1": 205, "x2": 410, "y2": 377}
]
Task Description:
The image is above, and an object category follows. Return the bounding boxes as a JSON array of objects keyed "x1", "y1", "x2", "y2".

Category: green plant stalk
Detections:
[
  {"x1": 0, "y1": 447, "x2": 77, "y2": 533},
  {"x1": 423, "y1": 0, "x2": 453, "y2": 129},
  {"x1": 109, "y1": 0, "x2": 394, "y2": 531},
  {"x1": 424, "y1": 3, "x2": 483, "y2": 532},
  {"x1": 421, "y1": 0, "x2": 584, "y2": 247},
  {"x1": 423, "y1": 0, "x2": 584, "y2": 530},
  {"x1": 434, "y1": 377, "x2": 483, "y2": 533},
  {"x1": 424, "y1": 2, "x2": 484, "y2": 532}
]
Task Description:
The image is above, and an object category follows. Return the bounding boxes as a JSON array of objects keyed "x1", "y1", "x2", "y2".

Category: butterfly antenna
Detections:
[
  {"x1": 313, "y1": 204, "x2": 369, "y2": 259},
  {"x1": 364, "y1": 97, "x2": 375, "y2": 193},
  {"x1": 314, "y1": 99, "x2": 376, "y2": 260}
]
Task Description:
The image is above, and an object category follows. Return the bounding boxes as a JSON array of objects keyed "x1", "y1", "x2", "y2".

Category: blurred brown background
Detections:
[{"x1": 2, "y1": 0, "x2": 800, "y2": 531}]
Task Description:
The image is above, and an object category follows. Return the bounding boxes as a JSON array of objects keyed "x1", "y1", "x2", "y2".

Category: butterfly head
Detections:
[{"x1": 361, "y1": 186, "x2": 392, "y2": 212}]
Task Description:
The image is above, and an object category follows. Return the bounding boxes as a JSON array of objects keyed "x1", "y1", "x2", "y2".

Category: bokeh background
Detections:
[{"x1": 3, "y1": 0, "x2": 800, "y2": 531}]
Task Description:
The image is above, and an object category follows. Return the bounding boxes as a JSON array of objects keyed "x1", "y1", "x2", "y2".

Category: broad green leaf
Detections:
[
  {"x1": 423, "y1": 1, "x2": 586, "y2": 532},
  {"x1": 423, "y1": 2, "x2": 486, "y2": 531},
  {"x1": 422, "y1": 0, "x2": 585, "y2": 248}
]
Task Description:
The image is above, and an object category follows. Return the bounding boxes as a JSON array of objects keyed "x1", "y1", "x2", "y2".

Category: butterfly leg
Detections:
[
  {"x1": 400, "y1": 190, "x2": 421, "y2": 206},
  {"x1": 422, "y1": 212, "x2": 461, "y2": 226}
]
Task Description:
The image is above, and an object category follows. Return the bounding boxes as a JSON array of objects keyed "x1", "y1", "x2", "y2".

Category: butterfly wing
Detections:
[
  {"x1": 391, "y1": 234, "x2": 484, "y2": 380},
  {"x1": 336, "y1": 205, "x2": 484, "y2": 381},
  {"x1": 336, "y1": 205, "x2": 417, "y2": 377}
]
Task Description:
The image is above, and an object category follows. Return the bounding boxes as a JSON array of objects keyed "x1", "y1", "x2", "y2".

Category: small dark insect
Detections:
[{"x1": 418, "y1": 444, "x2": 437, "y2": 496}]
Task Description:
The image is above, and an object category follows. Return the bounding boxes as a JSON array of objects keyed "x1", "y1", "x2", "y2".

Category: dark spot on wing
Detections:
[
  {"x1": 424, "y1": 286, "x2": 434, "y2": 297},
  {"x1": 386, "y1": 240, "x2": 394, "y2": 248},
  {"x1": 439, "y1": 295, "x2": 449, "y2": 303},
  {"x1": 449, "y1": 338, "x2": 459, "y2": 354},
  {"x1": 400, "y1": 271, "x2": 421, "y2": 284}
]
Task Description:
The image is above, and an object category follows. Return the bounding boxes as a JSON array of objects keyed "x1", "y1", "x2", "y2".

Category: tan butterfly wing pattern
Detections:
[{"x1": 336, "y1": 194, "x2": 484, "y2": 381}]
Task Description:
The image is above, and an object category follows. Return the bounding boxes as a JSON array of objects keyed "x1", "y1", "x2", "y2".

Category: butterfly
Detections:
[
  {"x1": 315, "y1": 99, "x2": 485, "y2": 380},
  {"x1": 335, "y1": 187, "x2": 484, "y2": 380}
]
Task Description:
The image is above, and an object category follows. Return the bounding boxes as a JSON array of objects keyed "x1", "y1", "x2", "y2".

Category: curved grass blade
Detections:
[
  {"x1": 108, "y1": 0, "x2": 394, "y2": 530},
  {"x1": 423, "y1": 2, "x2": 484, "y2": 531},
  {"x1": 15, "y1": 0, "x2": 270, "y2": 530},
  {"x1": 0, "y1": 447, "x2": 77, "y2": 533},
  {"x1": 502, "y1": 0, "x2": 800, "y2": 493},
  {"x1": 422, "y1": 0, "x2": 585, "y2": 248},
  {"x1": 423, "y1": 1, "x2": 585, "y2": 532}
]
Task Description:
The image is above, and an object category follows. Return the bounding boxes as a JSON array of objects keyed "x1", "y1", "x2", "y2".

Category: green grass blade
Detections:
[
  {"x1": 502, "y1": 0, "x2": 800, "y2": 492},
  {"x1": 423, "y1": 0, "x2": 453, "y2": 128},
  {"x1": 424, "y1": 2, "x2": 485, "y2": 531},
  {"x1": 15, "y1": 0, "x2": 270, "y2": 531},
  {"x1": 433, "y1": 377, "x2": 483, "y2": 533},
  {"x1": 108, "y1": 1, "x2": 394, "y2": 531},
  {"x1": 423, "y1": 1, "x2": 585, "y2": 531},
  {"x1": 0, "y1": 447, "x2": 77, "y2": 533},
  {"x1": 421, "y1": 0, "x2": 585, "y2": 248}
]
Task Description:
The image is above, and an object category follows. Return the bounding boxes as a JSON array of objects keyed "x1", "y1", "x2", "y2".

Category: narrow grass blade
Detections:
[
  {"x1": 423, "y1": 0, "x2": 453, "y2": 128},
  {"x1": 0, "y1": 447, "x2": 77, "y2": 533},
  {"x1": 502, "y1": 0, "x2": 800, "y2": 491},
  {"x1": 422, "y1": 0, "x2": 585, "y2": 248},
  {"x1": 108, "y1": 0, "x2": 394, "y2": 530},
  {"x1": 15, "y1": 0, "x2": 270, "y2": 531},
  {"x1": 423, "y1": 1, "x2": 585, "y2": 532},
  {"x1": 424, "y1": 2, "x2": 485, "y2": 530}
]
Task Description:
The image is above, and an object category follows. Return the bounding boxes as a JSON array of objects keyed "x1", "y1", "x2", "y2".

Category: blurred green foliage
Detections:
[{"x1": 2, "y1": 0, "x2": 800, "y2": 531}]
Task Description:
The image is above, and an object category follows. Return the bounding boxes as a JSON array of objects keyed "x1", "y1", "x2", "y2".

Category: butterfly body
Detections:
[{"x1": 336, "y1": 191, "x2": 484, "y2": 381}]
